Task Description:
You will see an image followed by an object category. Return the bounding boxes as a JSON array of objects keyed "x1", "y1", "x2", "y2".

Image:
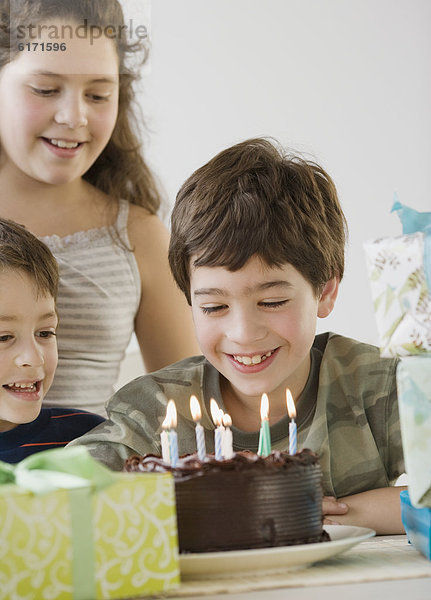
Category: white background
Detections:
[{"x1": 118, "y1": 0, "x2": 431, "y2": 383}]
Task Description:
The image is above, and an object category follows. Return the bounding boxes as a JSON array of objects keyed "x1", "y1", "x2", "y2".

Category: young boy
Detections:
[
  {"x1": 0, "y1": 218, "x2": 104, "y2": 463},
  {"x1": 71, "y1": 138, "x2": 405, "y2": 533}
]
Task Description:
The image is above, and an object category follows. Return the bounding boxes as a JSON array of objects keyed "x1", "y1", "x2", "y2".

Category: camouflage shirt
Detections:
[{"x1": 69, "y1": 332, "x2": 404, "y2": 497}]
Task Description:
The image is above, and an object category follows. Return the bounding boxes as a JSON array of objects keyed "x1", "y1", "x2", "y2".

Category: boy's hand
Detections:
[
  {"x1": 322, "y1": 487, "x2": 407, "y2": 533},
  {"x1": 322, "y1": 495, "x2": 348, "y2": 525}
]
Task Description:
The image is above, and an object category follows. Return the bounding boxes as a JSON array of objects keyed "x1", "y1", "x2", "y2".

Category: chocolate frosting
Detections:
[
  {"x1": 125, "y1": 449, "x2": 328, "y2": 553},
  {"x1": 125, "y1": 448, "x2": 319, "y2": 479}
]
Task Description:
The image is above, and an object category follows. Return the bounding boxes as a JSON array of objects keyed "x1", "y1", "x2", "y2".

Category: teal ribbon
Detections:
[
  {"x1": 391, "y1": 195, "x2": 431, "y2": 235},
  {"x1": 391, "y1": 196, "x2": 431, "y2": 296},
  {"x1": 0, "y1": 447, "x2": 117, "y2": 600}
]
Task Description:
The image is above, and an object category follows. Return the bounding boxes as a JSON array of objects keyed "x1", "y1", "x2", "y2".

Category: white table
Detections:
[
  {"x1": 163, "y1": 535, "x2": 431, "y2": 600},
  {"x1": 177, "y1": 578, "x2": 431, "y2": 600}
]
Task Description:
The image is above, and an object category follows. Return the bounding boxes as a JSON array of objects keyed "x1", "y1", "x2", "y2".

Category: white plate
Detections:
[{"x1": 179, "y1": 525, "x2": 375, "y2": 579}]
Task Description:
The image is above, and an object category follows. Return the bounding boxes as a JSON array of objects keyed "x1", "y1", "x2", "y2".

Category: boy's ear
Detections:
[{"x1": 317, "y1": 277, "x2": 339, "y2": 318}]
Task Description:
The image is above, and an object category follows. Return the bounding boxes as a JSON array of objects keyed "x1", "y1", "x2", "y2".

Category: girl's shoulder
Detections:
[
  {"x1": 126, "y1": 203, "x2": 169, "y2": 254},
  {"x1": 126, "y1": 202, "x2": 162, "y2": 224}
]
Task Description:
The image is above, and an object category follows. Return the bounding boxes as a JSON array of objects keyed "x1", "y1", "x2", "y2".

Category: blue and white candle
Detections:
[
  {"x1": 190, "y1": 395, "x2": 207, "y2": 460},
  {"x1": 169, "y1": 429, "x2": 179, "y2": 467},
  {"x1": 286, "y1": 389, "x2": 297, "y2": 455}
]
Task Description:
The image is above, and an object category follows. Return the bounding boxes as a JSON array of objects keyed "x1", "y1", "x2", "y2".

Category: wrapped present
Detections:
[
  {"x1": 400, "y1": 490, "x2": 431, "y2": 560},
  {"x1": 0, "y1": 447, "x2": 179, "y2": 600},
  {"x1": 396, "y1": 358, "x2": 431, "y2": 508},
  {"x1": 364, "y1": 201, "x2": 431, "y2": 358},
  {"x1": 391, "y1": 199, "x2": 431, "y2": 292}
]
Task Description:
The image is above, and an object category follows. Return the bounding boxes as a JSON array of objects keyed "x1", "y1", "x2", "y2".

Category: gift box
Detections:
[
  {"x1": 400, "y1": 490, "x2": 431, "y2": 560},
  {"x1": 364, "y1": 231, "x2": 431, "y2": 357},
  {"x1": 0, "y1": 447, "x2": 179, "y2": 600},
  {"x1": 396, "y1": 358, "x2": 431, "y2": 508},
  {"x1": 364, "y1": 201, "x2": 431, "y2": 358}
]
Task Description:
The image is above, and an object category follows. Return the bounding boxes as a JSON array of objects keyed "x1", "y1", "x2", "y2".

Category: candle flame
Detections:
[
  {"x1": 286, "y1": 389, "x2": 296, "y2": 419},
  {"x1": 190, "y1": 395, "x2": 202, "y2": 422},
  {"x1": 222, "y1": 413, "x2": 232, "y2": 428},
  {"x1": 260, "y1": 393, "x2": 269, "y2": 420},
  {"x1": 210, "y1": 398, "x2": 222, "y2": 426},
  {"x1": 162, "y1": 413, "x2": 169, "y2": 430},
  {"x1": 165, "y1": 399, "x2": 177, "y2": 429}
]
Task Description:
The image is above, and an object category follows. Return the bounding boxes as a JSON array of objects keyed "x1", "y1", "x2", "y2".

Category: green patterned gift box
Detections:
[
  {"x1": 363, "y1": 201, "x2": 431, "y2": 358},
  {"x1": 364, "y1": 231, "x2": 431, "y2": 357},
  {"x1": 0, "y1": 447, "x2": 179, "y2": 600}
]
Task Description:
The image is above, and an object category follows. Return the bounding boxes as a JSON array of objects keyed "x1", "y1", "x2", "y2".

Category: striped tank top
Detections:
[{"x1": 40, "y1": 199, "x2": 141, "y2": 416}]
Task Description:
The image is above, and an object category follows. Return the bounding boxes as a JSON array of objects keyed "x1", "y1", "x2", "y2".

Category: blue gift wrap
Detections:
[{"x1": 400, "y1": 490, "x2": 431, "y2": 560}]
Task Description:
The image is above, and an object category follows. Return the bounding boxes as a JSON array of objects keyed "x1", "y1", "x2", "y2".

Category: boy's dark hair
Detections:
[
  {"x1": 0, "y1": 218, "x2": 59, "y2": 299},
  {"x1": 169, "y1": 138, "x2": 347, "y2": 304}
]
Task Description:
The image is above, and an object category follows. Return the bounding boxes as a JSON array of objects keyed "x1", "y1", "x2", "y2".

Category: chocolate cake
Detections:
[{"x1": 125, "y1": 449, "x2": 329, "y2": 554}]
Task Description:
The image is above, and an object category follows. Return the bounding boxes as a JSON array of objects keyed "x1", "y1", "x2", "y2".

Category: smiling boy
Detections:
[
  {"x1": 188, "y1": 258, "x2": 338, "y2": 431},
  {"x1": 71, "y1": 138, "x2": 405, "y2": 533},
  {"x1": 0, "y1": 218, "x2": 104, "y2": 463}
]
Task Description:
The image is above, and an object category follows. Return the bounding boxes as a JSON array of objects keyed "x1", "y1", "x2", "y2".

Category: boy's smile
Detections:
[
  {"x1": 228, "y1": 347, "x2": 280, "y2": 372},
  {"x1": 0, "y1": 270, "x2": 58, "y2": 432},
  {"x1": 190, "y1": 255, "x2": 338, "y2": 429}
]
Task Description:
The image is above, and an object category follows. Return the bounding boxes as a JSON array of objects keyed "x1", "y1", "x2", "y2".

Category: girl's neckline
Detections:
[
  {"x1": 39, "y1": 225, "x2": 109, "y2": 244},
  {"x1": 39, "y1": 199, "x2": 126, "y2": 249},
  {"x1": 39, "y1": 223, "x2": 113, "y2": 249}
]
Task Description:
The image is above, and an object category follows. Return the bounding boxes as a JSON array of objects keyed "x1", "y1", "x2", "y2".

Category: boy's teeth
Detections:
[
  {"x1": 233, "y1": 351, "x2": 274, "y2": 365},
  {"x1": 6, "y1": 382, "x2": 36, "y2": 390},
  {"x1": 50, "y1": 139, "x2": 79, "y2": 149}
]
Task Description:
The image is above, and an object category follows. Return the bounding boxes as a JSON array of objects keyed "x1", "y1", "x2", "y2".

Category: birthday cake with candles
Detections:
[{"x1": 124, "y1": 448, "x2": 328, "y2": 553}]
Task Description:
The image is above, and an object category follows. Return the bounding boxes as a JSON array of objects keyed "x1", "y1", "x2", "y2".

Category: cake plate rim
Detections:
[{"x1": 179, "y1": 524, "x2": 376, "y2": 579}]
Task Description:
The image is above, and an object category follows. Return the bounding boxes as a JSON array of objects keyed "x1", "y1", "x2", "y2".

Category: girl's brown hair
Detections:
[
  {"x1": 0, "y1": 0, "x2": 161, "y2": 213},
  {"x1": 169, "y1": 138, "x2": 348, "y2": 304}
]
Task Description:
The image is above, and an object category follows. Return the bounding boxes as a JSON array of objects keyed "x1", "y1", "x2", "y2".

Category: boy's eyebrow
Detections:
[
  {"x1": 29, "y1": 69, "x2": 117, "y2": 84},
  {"x1": 40, "y1": 311, "x2": 58, "y2": 321},
  {"x1": 0, "y1": 311, "x2": 58, "y2": 322},
  {"x1": 194, "y1": 281, "x2": 294, "y2": 297}
]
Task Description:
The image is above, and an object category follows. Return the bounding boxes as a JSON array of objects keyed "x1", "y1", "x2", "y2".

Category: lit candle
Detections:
[
  {"x1": 160, "y1": 412, "x2": 171, "y2": 463},
  {"x1": 166, "y1": 399, "x2": 179, "y2": 467},
  {"x1": 190, "y1": 395, "x2": 207, "y2": 460},
  {"x1": 222, "y1": 413, "x2": 234, "y2": 459},
  {"x1": 257, "y1": 393, "x2": 271, "y2": 457},
  {"x1": 286, "y1": 389, "x2": 297, "y2": 455},
  {"x1": 210, "y1": 398, "x2": 224, "y2": 460},
  {"x1": 218, "y1": 407, "x2": 226, "y2": 456},
  {"x1": 218, "y1": 407, "x2": 225, "y2": 432}
]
